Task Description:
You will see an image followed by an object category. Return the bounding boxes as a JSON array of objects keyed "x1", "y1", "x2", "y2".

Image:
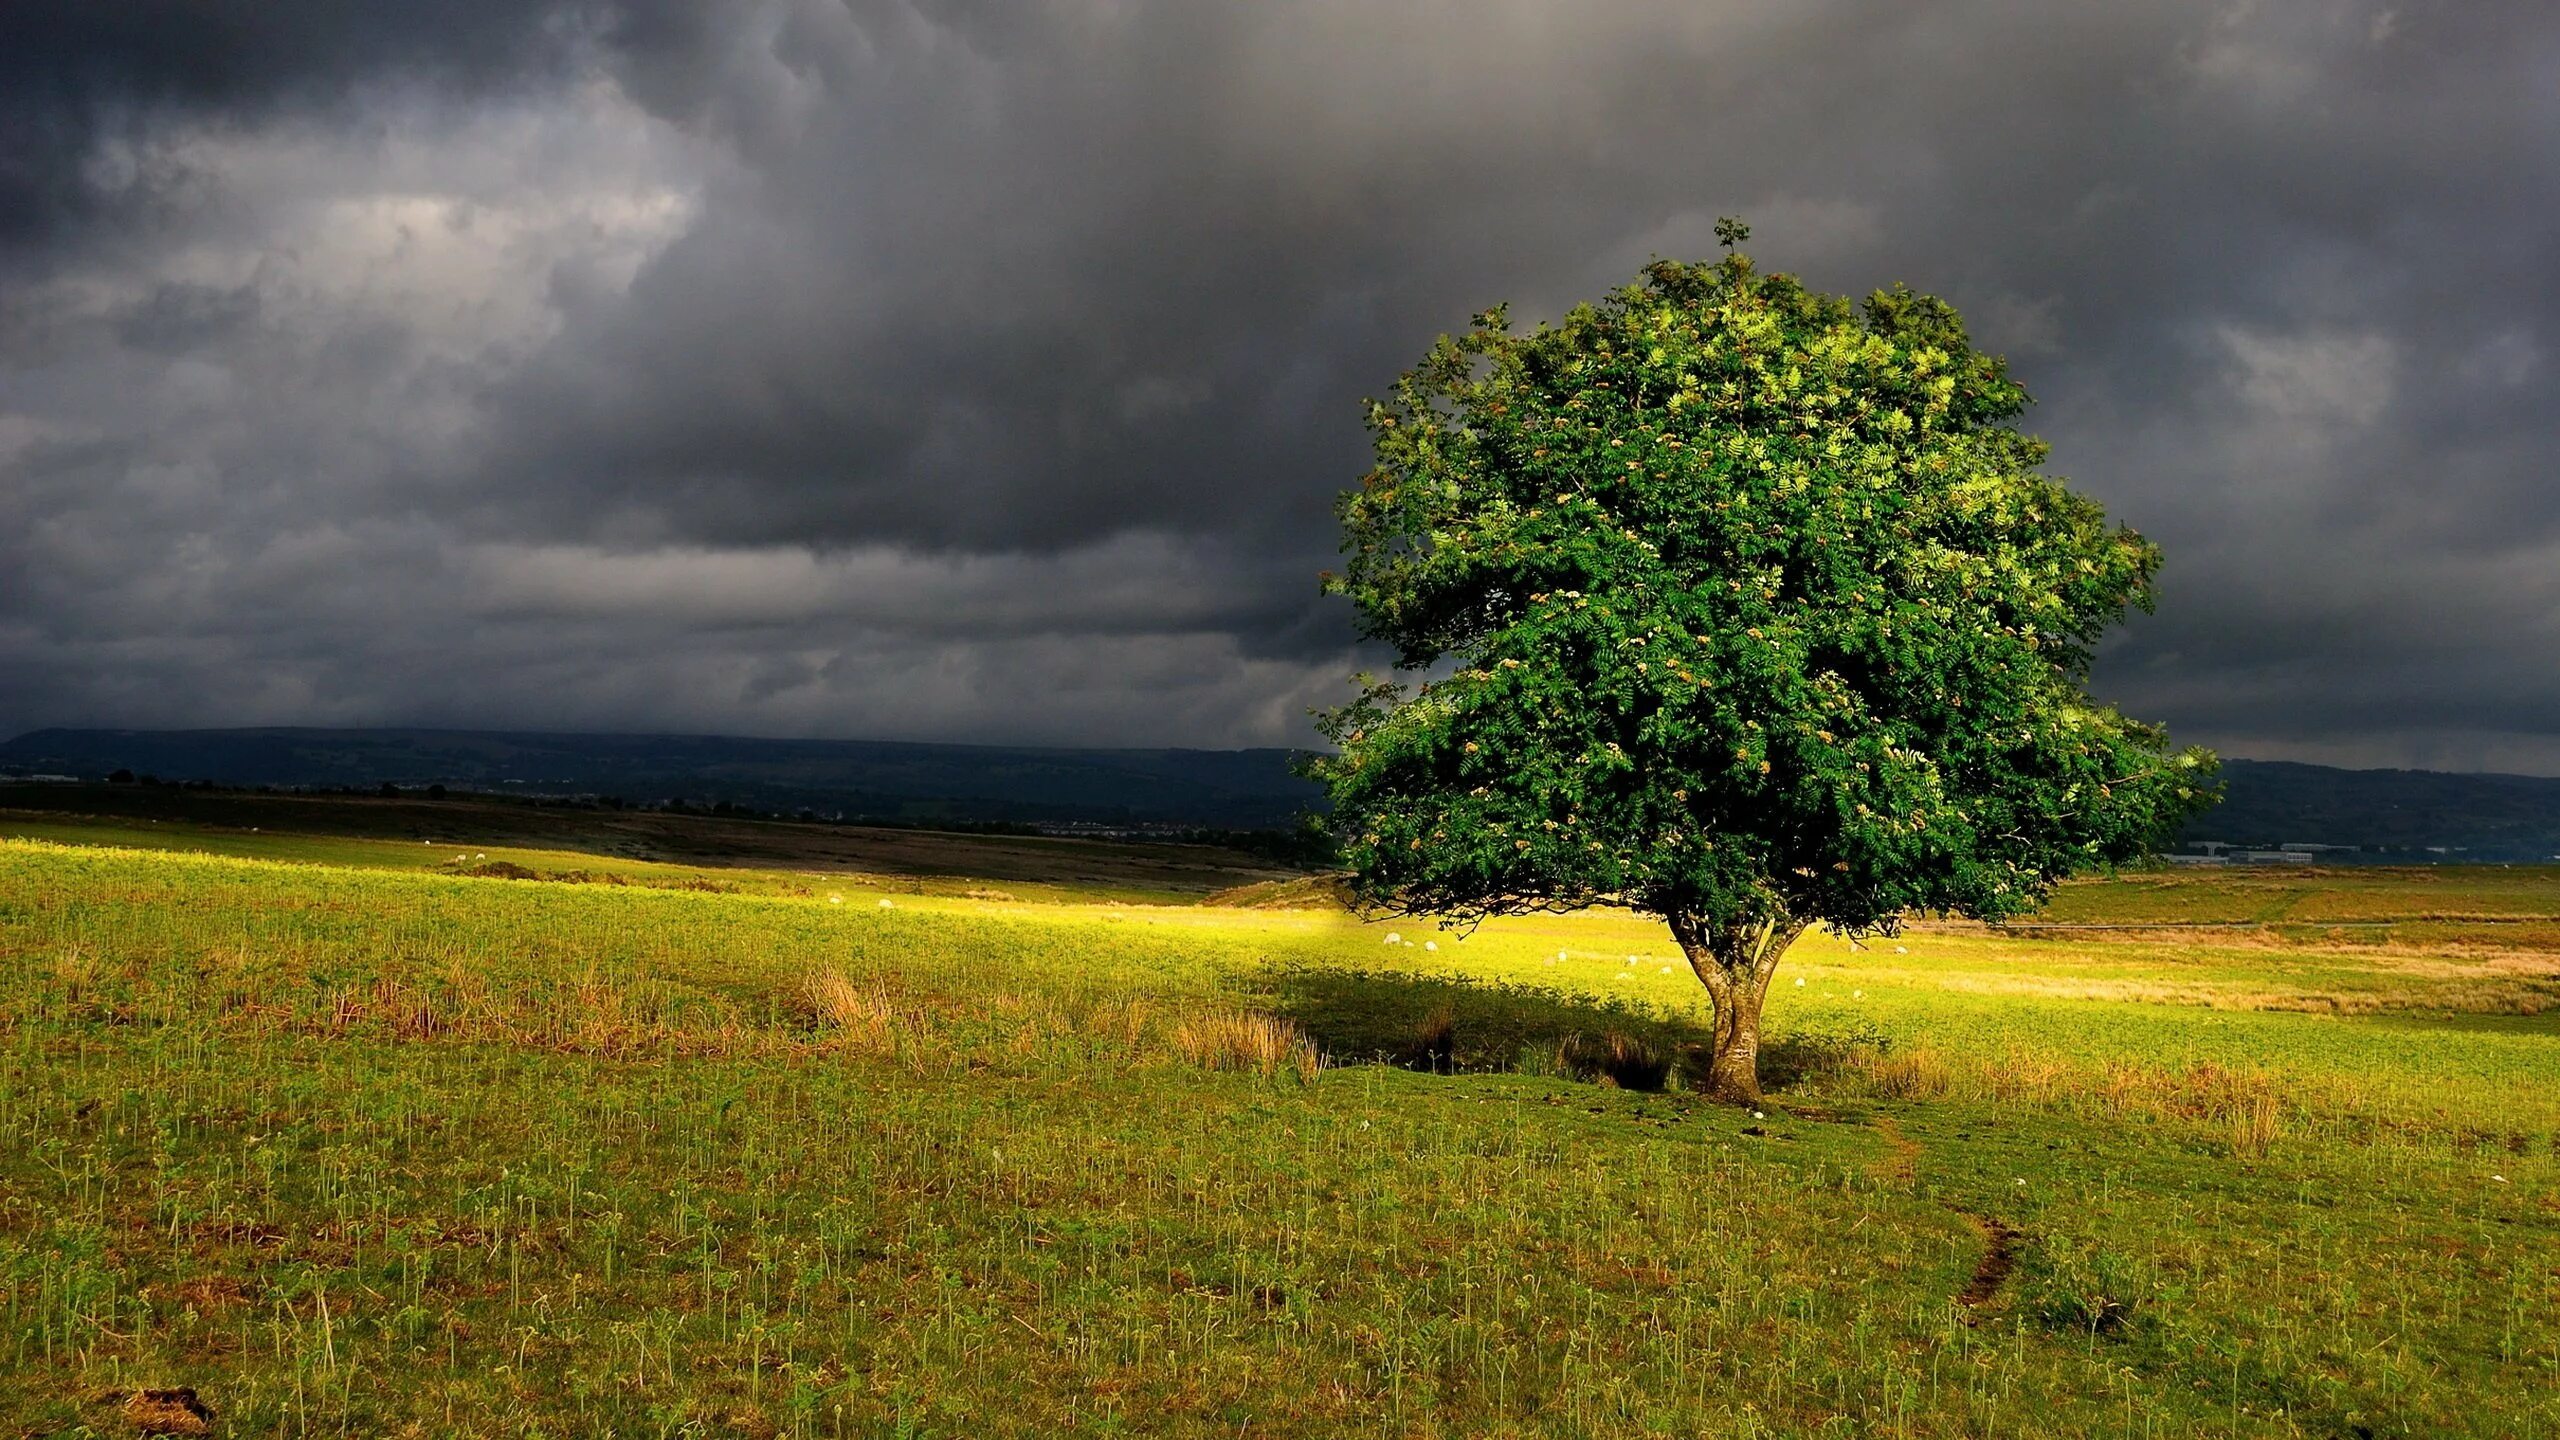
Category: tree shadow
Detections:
[
  {"x1": 1259, "y1": 966, "x2": 1708, "y2": 1089},
  {"x1": 1259, "y1": 964, "x2": 1888, "y2": 1096}
]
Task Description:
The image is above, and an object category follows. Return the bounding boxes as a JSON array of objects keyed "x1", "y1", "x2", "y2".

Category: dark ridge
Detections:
[
  {"x1": 2180, "y1": 758, "x2": 2560, "y2": 862},
  {"x1": 9, "y1": 729, "x2": 2560, "y2": 856},
  {"x1": 0, "y1": 725, "x2": 1324, "y2": 831}
]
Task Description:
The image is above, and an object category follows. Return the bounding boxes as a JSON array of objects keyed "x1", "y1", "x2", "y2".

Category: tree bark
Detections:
[
  {"x1": 1703, "y1": 976, "x2": 1767, "y2": 1104},
  {"x1": 1669, "y1": 911, "x2": 1805, "y2": 1105}
]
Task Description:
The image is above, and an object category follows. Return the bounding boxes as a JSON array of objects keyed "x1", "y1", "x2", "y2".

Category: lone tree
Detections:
[{"x1": 1311, "y1": 225, "x2": 2216, "y2": 1103}]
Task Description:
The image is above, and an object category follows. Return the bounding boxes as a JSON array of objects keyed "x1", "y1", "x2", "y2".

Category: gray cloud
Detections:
[{"x1": 2, "y1": 0, "x2": 2557, "y2": 764}]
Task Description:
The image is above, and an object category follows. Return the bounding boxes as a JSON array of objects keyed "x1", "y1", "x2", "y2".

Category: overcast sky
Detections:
[{"x1": 4, "y1": 2, "x2": 2556, "y2": 770}]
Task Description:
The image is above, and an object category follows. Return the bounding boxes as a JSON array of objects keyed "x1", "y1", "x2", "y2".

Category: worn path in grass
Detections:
[{"x1": 1808, "y1": 1109, "x2": 2017, "y2": 1322}]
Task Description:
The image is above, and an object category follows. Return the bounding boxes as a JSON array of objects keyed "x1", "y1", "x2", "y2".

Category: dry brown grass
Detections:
[
  {"x1": 1829, "y1": 958, "x2": 2560, "y2": 1018},
  {"x1": 1858, "y1": 1045, "x2": 1954, "y2": 1101},
  {"x1": 23, "y1": 933, "x2": 1342, "y2": 1086},
  {"x1": 986, "y1": 991, "x2": 1156, "y2": 1062},
  {"x1": 1169, "y1": 1009, "x2": 1322, "y2": 1082},
  {"x1": 1832, "y1": 1042, "x2": 2307, "y2": 1145},
  {"x1": 1556, "y1": 1031, "x2": 1673, "y2": 1091},
  {"x1": 2226, "y1": 1089, "x2": 2284, "y2": 1158},
  {"x1": 1074, "y1": 995, "x2": 1157, "y2": 1053},
  {"x1": 46, "y1": 942, "x2": 102, "y2": 999},
  {"x1": 803, "y1": 966, "x2": 908, "y2": 1054}
]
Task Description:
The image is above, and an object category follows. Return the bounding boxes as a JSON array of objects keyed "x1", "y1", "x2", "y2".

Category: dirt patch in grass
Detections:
[
  {"x1": 1957, "y1": 1214, "x2": 2020, "y2": 1314},
  {"x1": 1869, "y1": 1114, "x2": 1922, "y2": 1185},
  {"x1": 116, "y1": 1388, "x2": 214, "y2": 1436}
]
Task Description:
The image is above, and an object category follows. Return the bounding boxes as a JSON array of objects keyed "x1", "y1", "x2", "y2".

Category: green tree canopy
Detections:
[{"x1": 1311, "y1": 230, "x2": 2217, "y2": 1102}]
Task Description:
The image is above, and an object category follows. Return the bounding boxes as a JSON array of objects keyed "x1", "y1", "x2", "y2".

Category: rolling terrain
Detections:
[
  {"x1": 2, "y1": 797, "x2": 2556, "y2": 1436},
  {"x1": 0, "y1": 783, "x2": 1297, "y2": 901}
]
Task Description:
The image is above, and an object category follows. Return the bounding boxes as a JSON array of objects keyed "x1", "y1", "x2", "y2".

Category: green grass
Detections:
[
  {"x1": 0, "y1": 785, "x2": 1299, "y2": 902},
  {"x1": 2029, "y1": 864, "x2": 2560, "y2": 924},
  {"x1": 0, "y1": 814, "x2": 821, "y2": 893},
  {"x1": 3, "y1": 831, "x2": 2557, "y2": 1436}
]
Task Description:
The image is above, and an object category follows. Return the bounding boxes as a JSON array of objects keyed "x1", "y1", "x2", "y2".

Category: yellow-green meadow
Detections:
[{"x1": 3, "y1": 810, "x2": 2555, "y2": 1436}]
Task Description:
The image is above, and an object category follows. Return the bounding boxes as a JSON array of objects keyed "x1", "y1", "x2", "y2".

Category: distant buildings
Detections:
[
  {"x1": 2157, "y1": 838, "x2": 2498, "y2": 866},
  {"x1": 2163, "y1": 840, "x2": 2345, "y2": 866}
]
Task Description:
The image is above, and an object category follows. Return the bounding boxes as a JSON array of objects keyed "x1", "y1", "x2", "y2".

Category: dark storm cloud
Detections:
[
  {"x1": 0, "y1": 1, "x2": 615, "y2": 249},
  {"x1": 3, "y1": 1, "x2": 2557, "y2": 764}
]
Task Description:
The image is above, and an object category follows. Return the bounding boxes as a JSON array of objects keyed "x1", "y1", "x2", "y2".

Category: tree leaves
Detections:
[{"x1": 1314, "y1": 246, "x2": 2219, "y2": 939}]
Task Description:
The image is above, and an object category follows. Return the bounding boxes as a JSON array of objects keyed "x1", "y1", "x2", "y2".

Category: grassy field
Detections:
[
  {"x1": 2, "y1": 806, "x2": 2557, "y2": 1436},
  {"x1": 0, "y1": 784, "x2": 1299, "y2": 901}
]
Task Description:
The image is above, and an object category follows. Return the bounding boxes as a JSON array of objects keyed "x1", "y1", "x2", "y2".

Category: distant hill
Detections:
[
  {"x1": 7, "y1": 729, "x2": 2559, "y2": 856},
  {"x1": 2183, "y1": 759, "x2": 2560, "y2": 862},
  {"x1": 0, "y1": 727, "x2": 1324, "y2": 831}
]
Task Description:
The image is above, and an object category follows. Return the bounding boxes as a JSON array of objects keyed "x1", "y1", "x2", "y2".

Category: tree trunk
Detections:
[
  {"x1": 1669, "y1": 911, "x2": 1804, "y2": 1106},
  {"x1": 1703, "y1": 975, "x2": 1768, "y2": 1104}
]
